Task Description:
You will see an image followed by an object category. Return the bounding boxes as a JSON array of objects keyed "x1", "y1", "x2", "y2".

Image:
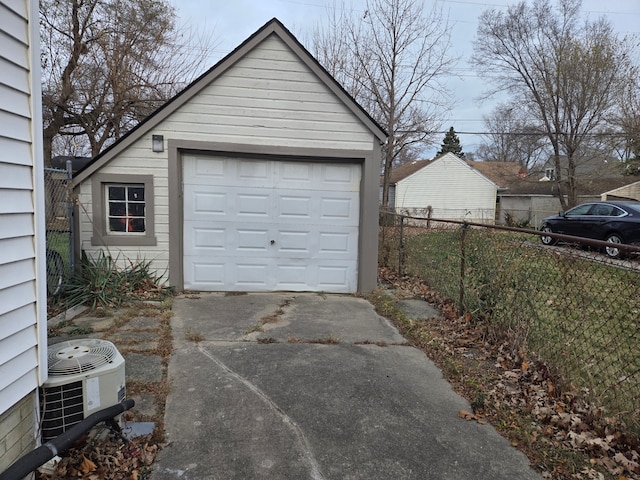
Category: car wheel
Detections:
[
  {"x1": 540, "y1": 225, "x2": 558, "y2": 245},
  {"x1": 605, "y1": 234, "x2": 624, "y2": 259}
]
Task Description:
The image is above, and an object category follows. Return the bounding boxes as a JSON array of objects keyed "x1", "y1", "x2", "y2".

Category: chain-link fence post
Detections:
[
  {"x1": 398, "y1": 214, "x2": 405, "y2": 276},
  {"x1": 65, "y1": 159, "x2": 75, "y2": 275},
  {"x1": 459, "y1": 223, "x2": 468, "y2": 317}
]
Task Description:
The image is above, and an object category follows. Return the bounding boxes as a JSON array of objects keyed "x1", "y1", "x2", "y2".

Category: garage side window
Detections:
[
  {"x1": 107, "y1": 184, "x2": 146, "y2": 234},
  {"x1": 91, "y1": 174, "x2": 156, "y2": 246}
]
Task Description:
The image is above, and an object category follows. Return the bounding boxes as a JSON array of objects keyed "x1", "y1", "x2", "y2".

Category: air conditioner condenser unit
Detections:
[{"x1": 40, "y1": 339, "x2": 126, "y2": 442}]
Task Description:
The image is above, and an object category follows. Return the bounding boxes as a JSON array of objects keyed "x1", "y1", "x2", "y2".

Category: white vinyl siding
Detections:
[
  {"x1": 394, "y1": 153, "x2": 497, "y2": 223},
  {"x1": 77, "y1": 33, "x2": 374, "y2": 278},
  {"x1": 157, "y1": 35, "x2": 373, "y2": 150},
  {"x1": 0, "y1": 0, "x2": 46, "y2": 416}
]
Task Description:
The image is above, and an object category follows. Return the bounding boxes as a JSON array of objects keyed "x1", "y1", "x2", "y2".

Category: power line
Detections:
[{"x1": 399, "y1": 130, "x2": 631, "y2": 137}]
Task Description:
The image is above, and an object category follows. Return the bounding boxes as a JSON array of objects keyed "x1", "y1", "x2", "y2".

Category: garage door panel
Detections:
[
  {"x1": 183, "y1": 154, "x2": 360, "y2": 292},
  {"x1": 319, "y1": 196, "x2": 357, "y2": 222},
  {"x1": 189, "y1": 261, "x2": 225, "y2": 288},
  {"x1": 189, "y1": 191, "x2": 227, "y2": 217},
  {"x1": 191, "y1": 227, "x2": 226, "y2": 250},
  {"x1": 317, "y1": 231, "x2": 353, "y2": 255},
  {"x1": 237, "y1": 228, "x2": 270, "y2": 252},
  {"x1": 321, "y1": 163, "x2": 360, "y2": 189},
  {"x1": 278, "y1": 230, "x2": 310, "y2": 254},
  {"x1": 236, "y1": 263, "x2": 269, "y2": 287},
  {"x1": 317, "y1": 264, "x2": 357, "y2": 291},
  {"x1": 238, "y1": 159, "x2": 270, "y2": 182},
  {"x1": 278, "y1": 162, "x2": 314, "y2": 185},
  {"x1": 278, "y1": 195, "x2": 311, "y2": 218},
  {"x1": 191, "y1": 155, "x2": 226, "y2": 179},
  {"x1": 237, "y1": 194, "x2": 271, "y2": 217},
  {"x1": 276, "y1": 265, "x2": 308, "y2": 288}
]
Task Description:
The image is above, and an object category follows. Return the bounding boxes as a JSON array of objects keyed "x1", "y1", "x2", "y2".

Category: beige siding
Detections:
[
  {"x1": 78, "y1": 33, "x2": 375, "y2": 276},
  {"x1": 159, "y1": 35, "x2": 372, "y2": 150},
  {"x1": 602, "y1": 181, "x2": 640, "y2": 202},
  {"x1": 77, "y1": 152, "x2": 170, "y2": 276},
  {"x1": 0, "y1": 0, "x2": 45, "y2": 440},
  {"x1": 394, "y1": 153, "x2": 497, "y2": 223},
  {"x1": 0, "y1": 392, "x2": 37, "y2": 475}
]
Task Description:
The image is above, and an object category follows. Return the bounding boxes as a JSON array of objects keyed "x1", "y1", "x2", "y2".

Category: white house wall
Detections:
[
  {"x1": 0, "y1": 0, "x2": 46, "y2": 418},
  {"x1": 0, "y1": 0, "x2": 45, "y2": 472},
  {"x1": 394, "y1": 154, "x2": 497, "y2": 223},
  {"x1": 77, "y1": 33, "x2": 375, "y2": 277}
]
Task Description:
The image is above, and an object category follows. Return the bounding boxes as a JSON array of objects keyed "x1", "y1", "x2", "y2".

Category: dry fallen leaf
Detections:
[
  {"x1": 458, "y1": 409, "x2": 486, "y2": 425},
  {"x1": 80, "y1": 455, "x2": 97, "y2": 475}
]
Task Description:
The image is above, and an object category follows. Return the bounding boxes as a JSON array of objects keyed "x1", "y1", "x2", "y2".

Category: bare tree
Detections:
[
  {"x1": 311, "y1": 0, "x2": 457, "y2": 207},
  {"x1": 471, "y1": 0, "x2": 634, "y2": 209},
  {"x1": 40, "y1": 0, "x2": 216, "y2": 164},
  {"x1": 614, "y1": 76, "x2": 640, "y2": 165},
  {"x1": 477, "y1": 103, "x2": 546, "y2": 171}
]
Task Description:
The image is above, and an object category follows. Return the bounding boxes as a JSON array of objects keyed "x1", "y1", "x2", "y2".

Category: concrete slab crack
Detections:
[{"x1": 196, "y1": 345, "x2": 326, "y2": 480}]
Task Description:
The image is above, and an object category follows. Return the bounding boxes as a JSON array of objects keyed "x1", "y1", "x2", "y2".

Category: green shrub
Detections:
[{"x1": 62, "y1": 250, "x2": 173, "y2": 310}]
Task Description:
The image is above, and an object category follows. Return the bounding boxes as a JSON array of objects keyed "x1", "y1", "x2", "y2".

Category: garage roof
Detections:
[{"x1": 73, "y1": 18, "x2": 387, "y2": 186}]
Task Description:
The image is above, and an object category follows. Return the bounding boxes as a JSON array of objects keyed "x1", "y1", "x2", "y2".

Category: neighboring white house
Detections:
[
  {"x1": 72, "y1": 19, "x2": 386, "y2": 294},
  {"x1": 0, "y1": 0, "x2": 48, "y2": 474},
  {"x1": 385, "y1": 153, "x2": 498, "y2": 224}
]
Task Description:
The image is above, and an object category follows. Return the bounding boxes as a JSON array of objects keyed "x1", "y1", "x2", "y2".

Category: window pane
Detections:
[
  {"x1": 128, "y1": 187, "x2": 145, "y2": 201},
  {"x1": 109, "y1": 218, "x2": 126, "y2": 232},
  {"x1": 129, "y1": 203, "x2": 145, "y2": 216},
  {"x1": 130, "y1": 218, "x2": 145, "y2": 232},
  {"x1": 108, "y1": 186, "x2": 125, "y2": 200},
  {"x1": 109, "y1": 202, "x2": 126, "y2": 216}
]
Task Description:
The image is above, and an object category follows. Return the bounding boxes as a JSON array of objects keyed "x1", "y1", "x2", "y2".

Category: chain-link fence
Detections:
[
  {"x1": 379, "y1": 211, "x2": 640, "y2": 432},
  {"x1": 44, "y1": 163, "x2": 74, "y2": 297}
]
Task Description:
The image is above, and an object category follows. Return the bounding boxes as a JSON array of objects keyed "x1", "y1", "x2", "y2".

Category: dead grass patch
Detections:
[
  {"x1": 260, "y1": 314, "x2": 280, "y2": 324},
  {"x1": 185, "y1": 330, "x2": 205, "y2": 343},
  {"x1": 308, "y1": 336, "x2": 341, "y2": 345},
  {"x1": 354, "y1": 340, "x2": 389, "y2": 347},
  {"x1": 257, "y1": 337, "x2": 278, "y2": 344}
]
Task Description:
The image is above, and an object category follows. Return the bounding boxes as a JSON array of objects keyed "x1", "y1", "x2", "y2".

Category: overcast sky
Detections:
[{"x1": 168, "y1": 0, "x2": 640, "y2": 158}]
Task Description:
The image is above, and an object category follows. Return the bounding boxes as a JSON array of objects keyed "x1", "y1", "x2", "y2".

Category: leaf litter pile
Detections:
[
  {"x1": 376, "y1": 267, "x2": 640, "y2": 480},
  {"x1": 37, "y1": 434, "x2": 158, "y2": 480}
]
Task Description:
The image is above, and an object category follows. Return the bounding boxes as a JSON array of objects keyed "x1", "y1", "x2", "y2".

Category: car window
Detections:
[
  {"x1": 611, "y1": 206, "x2": 626, "y2": 217},
  {"x1": 592, "y1": 205, "x2": 613, "y2": 216},
  {"x1": 565, "y1": 204, "x2": 593, "y2": 216}
]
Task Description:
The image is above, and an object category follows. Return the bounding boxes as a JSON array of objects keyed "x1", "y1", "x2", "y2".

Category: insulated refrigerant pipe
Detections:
[{"x1": 0, "y1": 399, "x2": 135, "y2": 480}]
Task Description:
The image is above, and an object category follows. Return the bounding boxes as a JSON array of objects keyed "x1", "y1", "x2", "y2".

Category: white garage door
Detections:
[{"x1": 183, "y1": 154, "x2": 361, "y2": 292}]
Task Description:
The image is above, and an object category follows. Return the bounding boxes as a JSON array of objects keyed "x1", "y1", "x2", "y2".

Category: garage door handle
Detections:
[{"x1": 270, "y1": 240, "x2": 275, "y2": 245}]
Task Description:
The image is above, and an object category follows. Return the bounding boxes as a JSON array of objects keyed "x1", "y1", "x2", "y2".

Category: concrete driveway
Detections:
[{"x1": 151, "y1": 293, "x2": 541, "y2": 480}]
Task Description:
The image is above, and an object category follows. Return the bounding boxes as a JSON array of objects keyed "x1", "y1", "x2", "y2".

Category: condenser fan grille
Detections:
[{"x1": 48, "y1": 339, "x2": 118, "y2": 376}]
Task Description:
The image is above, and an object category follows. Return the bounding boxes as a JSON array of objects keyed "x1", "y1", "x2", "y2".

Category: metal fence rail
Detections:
[
  {"x1": 44, "y1": 162, "x2": 74, "y2": 297},
  {"x1": 379, "y1": 211, "x2": 640, "y2": 432}
]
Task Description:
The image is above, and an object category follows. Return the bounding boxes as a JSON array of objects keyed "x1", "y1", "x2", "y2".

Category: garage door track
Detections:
[{"x1": 151, "y1": 293, "x2": 541, "y2": 480}]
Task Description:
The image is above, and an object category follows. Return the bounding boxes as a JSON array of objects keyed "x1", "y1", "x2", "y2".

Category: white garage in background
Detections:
[{"x1": 72, "y1": 19, "x2": 386, "y2": 293}]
